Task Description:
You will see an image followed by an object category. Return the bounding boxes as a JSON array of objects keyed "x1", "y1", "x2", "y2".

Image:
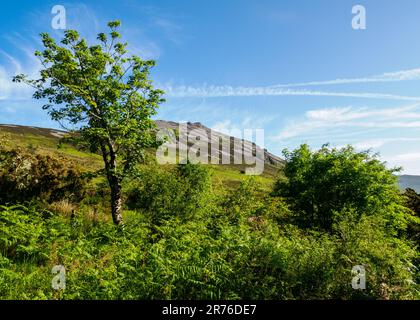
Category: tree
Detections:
[
  {"x1": 404, "y1": 188, "x2": 420, "y2": 215},
  {"x1": 403, "y1": 188, "x2": 420, "y2": 244},
  {"x1": 272, "y1": 144, "x2": 412, "y2": 232},
  {"x1": 13, "y1": 21, "x2": 165, "y2": 225}
]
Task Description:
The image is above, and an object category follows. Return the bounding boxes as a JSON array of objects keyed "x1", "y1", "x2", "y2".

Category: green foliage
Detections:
[
  {"x1": 0, "y1": 205, "x2": 49, "y2": 264},
  {"x1": 403, "y1": 188, "x2": 420, "y2": 246},
  {"x1": 126, "y1": 163, "x2": 213, "y2": 224},
  {"x1": 13, "y1": 21, "x2": 164, "y2": 163},
  {"x1": 13, "y1": 20, "x2": 165, "y2": 224},
  {"x1": 1, "y1": 200, "x2": 417, "y2": 300},
  {"x1": 332, "y1": 213, "x2": 418, "y2": 299},
  {"x1": 404, "y1": 188, "x2": 420, "y2": 215},
  {"x1": 1, "y1": 138, "x2": 419, "y2": 300},
  {"x1": 273, "y1": 144, "x2": 411, "y2": 233}
]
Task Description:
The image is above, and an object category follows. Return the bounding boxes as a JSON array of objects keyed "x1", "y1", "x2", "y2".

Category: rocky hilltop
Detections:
[
  {"x1": 0, "y1": 121, "x2": 284, "y2": 167},
  {"x1": 155, "y1": 120, "x2": 283, "y2": 166}
]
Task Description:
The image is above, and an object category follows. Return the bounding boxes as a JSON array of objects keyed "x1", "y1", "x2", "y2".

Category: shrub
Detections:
[
  {"x1": 0, "y1": 146, "x2": 88, "y2": 204},
  {"x1": 272, "y1": 144, "x2": 410, "y2": 233},
  {"x1": 1, "y1": 144, "x2": 419, "y2": 300},
  {"x1": 0, "y1": 201, "x2": 418, "y2": 300},
  {"x1": 126, "y1": 162, "x2": 213, "y2": 224},
  {"x1": 331, "y1": 213, "x2": 418, "y2": 299},
  {"x1": 0, "y1": 205, "x2": 49, "y2": 264},
  {"x1": 404, "y1": 188, "x2": 420, "y2": 242}
]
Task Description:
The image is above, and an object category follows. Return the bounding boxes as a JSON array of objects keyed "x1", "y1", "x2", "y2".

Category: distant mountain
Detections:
[
  {"x1": 0, "y1": 124, "x2": 66, "y2": 138},
  {"x1": 0, "y1": 120, "x2": 284, "y2": 172},
  {"x1": 2, "y1": 123, "x2": 420, "y2": 192},
  {"x1": 0, "y1": 122, "x2": 285, "y2": 191},
  {"x1": 155, "y1": 120, "x2": 284, "y2": 167},
  {"x1": 398, "y1": 175, "x2": 420, "y2": 193}
]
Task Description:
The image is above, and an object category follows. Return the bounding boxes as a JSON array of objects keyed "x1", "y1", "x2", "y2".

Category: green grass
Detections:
[
  {"x1": 1, "y1": 125, "x2": 419, "y2": 301},
  {"x1": 0, "y1": 125, "x2": 280, "y2": 189}
]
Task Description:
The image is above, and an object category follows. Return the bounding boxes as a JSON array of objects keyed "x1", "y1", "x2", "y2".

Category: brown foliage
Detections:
[{"x1": 0, "y1": 145, "x2": 88, "y2": 204}]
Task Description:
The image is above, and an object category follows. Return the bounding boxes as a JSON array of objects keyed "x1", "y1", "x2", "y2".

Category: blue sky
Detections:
[{"x1": 1, "y1": 0, "x2": 420, "y2": 173}]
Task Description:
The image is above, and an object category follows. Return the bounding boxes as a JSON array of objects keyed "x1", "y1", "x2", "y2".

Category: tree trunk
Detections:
[
  {"x1": 109, "y1": 177, "x2": 123, "y2": 225},
  {"x1": 100, "y1": 142, "x2": 124, "y2": 226}
]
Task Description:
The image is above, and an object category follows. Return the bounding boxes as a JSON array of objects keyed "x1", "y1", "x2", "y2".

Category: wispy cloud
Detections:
[
  {"x1": 122, "y1": 3, "x2": 186, "y2": 47},
  {"x1": 0, "y1": 3, "x2": 102, "y2": 102},
  {"x1": 0, "y1": 50, "x2": 23, "y2": 74},
  {"x1": 211, "y1": 120, "x2": 242, "y2": 136},
  {"x1": 211, "y1": 114, "x2": 271, "y2": 136},
  {"x1": 338, "y1": 137, "x2": 420, "y2": 150},
  {"x1": 385, "y1": 151, "x2": 420, "y2": 175},
  {"x1": 163, "y1": 67, "x2": 420, "y2": 100},
  {"x1": 152, "y1": 17, "x2": 184, "y2": 45},
  {"x1": 271, "y1": 68, "x2": 420, "y2": 88},
  {"x1": 60, "y1": 3, "x2": 162, "y2": 59},
  {"x1": 163, "y1": 85, "x2": 420, "y2": 101},
  {"x1": 389, "y1": 152, "x2": 420, "y2": 162},
  {"x1": 0, "y1": 36, "x2": 41, "y2": 100},
  {"x1": 272, "y1": 104, "x2": 420, "y2": 141},
  {"x1": 0, "y1": 2, "x2": 167, "y2": 101}
]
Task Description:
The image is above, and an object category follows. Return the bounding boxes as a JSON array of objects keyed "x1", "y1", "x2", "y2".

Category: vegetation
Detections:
[
  {"x1": 0, "y1": 131, "x2": 419, "y2": 299},
  {"x1": 13, "y1": 21, "x2": 164, "y2": 225},
  {"x1": 272, "y1": 144, "x2": 414, "y2": 233},
  {"x1": 0, "y1": 140, "x2": 87, "y2": 205},
  {"x1": 1, "y1": 20, "x2": 419, "y2": 300}
]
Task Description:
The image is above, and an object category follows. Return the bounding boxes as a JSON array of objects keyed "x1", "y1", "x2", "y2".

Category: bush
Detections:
[
  {"x1": 272, "y1": 144, "x2": 411, "y2": 233},
  {"x1": 126, "y1": 162, "x2": 213, "y2": 224},
  {"x1": 0, "y1": 205, "x2": 49, "y2": 264},
  {"x1": 332, "y1": 213, "x2": 418, "y2": 299},
  {"x1": 0, "y1": 145, "x2": 88, "y2": 204},
  {"x1": 0, "y1": 201, "x2": 418, "y2": 300},
  {"x1": 1, "y1": 144, "x2": 419, "y2": 300},
  {"x1": 404, "y1": 189, "x2": 420, "y2": 242}
]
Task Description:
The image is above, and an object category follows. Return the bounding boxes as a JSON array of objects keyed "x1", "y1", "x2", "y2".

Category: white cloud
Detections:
[
  {"x1": 269, "y1": 105, "x2": 420, "y2": 175},
  {"x1": 272, "y1": 104, "x2": 420, "y2": 141},
  {"x1": 152, "y1": 17, "x2": 184, "y2": 45},
  {"x1": 0, "y1": 31, "x2": 45, "y2": 101},
  {"x1": 0, "y1": 2, "x2": 167, "y2": 103},
  {"x1": 336, "y1": 138, "x2": 420, "y2": 150},
  {"x1": 0, "y1": 47, "x2": 38, "y2": 101},
  {"x1": 163, "y1": 85, "x2": 420, "y2": 101},
  {"x1": 389, "y1": 152, "x2": 420, "y2": 162},
  {"x1": 306, "y1": 105, "x2": 420, "y2": 121},
  {"x1": 384, "y1": 152, "x2": 420, "y2": 175},
  {"x1": 271, "y1": 68, "x2": 420, "y2": 88},
  {"x1": 0, "y1": 50, "x2": 23, "y2": 74},
  {"x1": 163, "y1": 67, "x2": 420, "y2": 100},
  {"x1": 352, "y1": 139, "x2": 389, "y2": 150},
  {"x1": 211, "y1": 120, "x2": 240, "y2": 135},
  {"x1": 211, "y1": 116, "x2": 266, "y2": 136}
]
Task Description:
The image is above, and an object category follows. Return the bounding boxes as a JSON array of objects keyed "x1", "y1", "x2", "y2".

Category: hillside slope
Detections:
[
  {"x1": 3, "y1": 123, "x2": 419, "y2": 192},
  {"x1": 155, "y1": 120, "x2": 283, "y2": 166},
  {"x1": 0, "y1": 122, "x2": 282, "y2": 189},
  {"x1": 398, "y1": 175, "x2": 420, "y2": 193}
]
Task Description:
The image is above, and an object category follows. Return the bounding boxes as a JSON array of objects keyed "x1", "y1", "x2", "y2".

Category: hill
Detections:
[
  {"x1": 3, "y1": 123, "x2": 420, "y2": 192},
  {"x1": 155, "y1": 120, "x2": 283, "y2": 166},
  {"x1": 398, "y1": 175, "x2": 420, "y2": 193},
  {"x1": 1, "y1": 123, "x2": 419, "y2": 300},
  {"x1": 0, "y1": 122, "x2": 282, "y2": 189}
]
